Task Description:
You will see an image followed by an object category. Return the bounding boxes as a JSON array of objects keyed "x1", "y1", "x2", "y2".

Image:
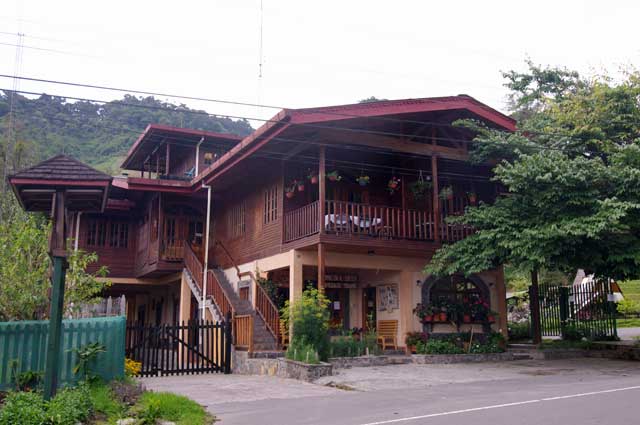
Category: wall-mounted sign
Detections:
[{"x1": 326, "y1": 273, "x2": 358, "y2": 283}]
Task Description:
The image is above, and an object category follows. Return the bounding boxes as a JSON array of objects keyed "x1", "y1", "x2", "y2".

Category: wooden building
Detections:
[{"x1": 9, "y1": 96, "x2": 516, "y2": 352}]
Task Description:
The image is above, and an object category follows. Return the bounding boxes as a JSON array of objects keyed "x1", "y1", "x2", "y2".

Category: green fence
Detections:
[{"x1": 0, "y1": 316, "x2": 125, "y2": 390}]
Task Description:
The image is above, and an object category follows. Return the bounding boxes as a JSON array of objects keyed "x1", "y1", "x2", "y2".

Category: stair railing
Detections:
[
  {"x1": 215, "y1": 239, "x2": 280, "y2": 348},
  {"x1": 207, "y1": 269, "x2": 236, "y2": 320},
  {"x1": 184, "y1": 241, "x2": 204, "y2": 291}
]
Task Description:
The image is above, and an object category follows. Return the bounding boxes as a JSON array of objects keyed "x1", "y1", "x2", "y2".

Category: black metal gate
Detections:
[
  {"x1": 125, "y1": 320, "x2": 232, "y2": 376},
  {"x1": 531, "y1": 279, "x2": 618, "y2": 339}
]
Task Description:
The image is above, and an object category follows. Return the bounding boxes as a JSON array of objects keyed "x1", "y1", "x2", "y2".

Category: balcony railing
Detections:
[{"x1": 283, "y1": 200, "x2": 473, "y2": 243}]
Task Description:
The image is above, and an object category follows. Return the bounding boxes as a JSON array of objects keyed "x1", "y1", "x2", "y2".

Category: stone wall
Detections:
[
  {"x1": 233, "y1": 351, "x2": 333, "y2": 382},
  {"x1": 412, "y1": 352, "x2": 518, "y2": 364}
]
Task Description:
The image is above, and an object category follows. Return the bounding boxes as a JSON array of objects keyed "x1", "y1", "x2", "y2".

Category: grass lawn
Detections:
[
  {"x1": 619, "y1": 280, "x2": 640, "y2": 303},
  {"x1": 89, "y1": 380, "x2": 215, "y2": 424},
  {"x1": 617, "y1": 318, "x2": 640, "y2": 328}
]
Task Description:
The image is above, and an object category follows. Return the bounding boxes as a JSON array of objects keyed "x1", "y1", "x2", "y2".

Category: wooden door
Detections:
[{"x1": 362, "y1": 287, "x2": 377, "y2": 331}]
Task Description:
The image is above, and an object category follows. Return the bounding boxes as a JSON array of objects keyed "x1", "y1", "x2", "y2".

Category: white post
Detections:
[
  {"x1": 201, "y1": 183, "x2": 212, "y2": 320},
  {"x1": 74, "y1": 212, "x2": 82, "y2": 251},
  {"x1": 195, "y1": 137, "x2": 204, "y2": 176}
]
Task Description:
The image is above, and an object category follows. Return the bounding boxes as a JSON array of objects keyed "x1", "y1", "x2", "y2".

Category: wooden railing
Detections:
[
  {"x1": 161, "y1": 239, "x2": 185, "y2": 261},
  {"x1": 207, "y1": 269, "x2": 235, "y2": 319},
  {"x1": 283, "y1": 200, "x2": 475, "y2": 243},
  {"x1": 283, "y1": 201, "x2": 320, "y2": 242},
  {"x1": 234, "y1": 314, "x2": 254, "y2": 352},
  {"x1": 184, "y1": 242, "x2": 204, "y2": 291},
  {"x1": 255, "y1": 281, "x2": 280, "y2": 346},
  {"x1": 214, "y1": 239, "x2": 241, "y2": 279}
]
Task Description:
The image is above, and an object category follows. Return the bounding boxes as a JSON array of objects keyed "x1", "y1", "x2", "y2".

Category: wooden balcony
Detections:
[{"x1": 283, "y1": 200, "x2": 473, "y2": 245}]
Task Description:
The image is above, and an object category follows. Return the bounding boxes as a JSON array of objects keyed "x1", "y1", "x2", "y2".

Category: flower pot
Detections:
[
  {"x1": 297, "y1": 184, "x2": 305, "y2": 192},
  {"x1": 463, "y1": 314, "x2": 471, "y2": 323},
  {"x1": 469, "y1": 194, "x2": 477, "y2": 204},
  {"x1": 407, "y1": 345, "x2": 417, "y2": 355},
  {"x1": 488, "y1": 315, "x2": 496, "y2": 323},
  {"x1": 388, "y1": 182, "x2": 398, "y2": 189},
  {"x1": 286, "y1": 192, "x2": 295, "y2": 199},
  {"x1": 423, "y1": 314, "x2": 433, "y2": 323},
  {"x1": 310, "y1": 176, "x2": 319, "y2": 184},
  {"x1": 328, "y1": 176, "x2": 338, "y2": 182},
  {"x1": 439, "y1": 312, "x2": 447, "y2": 322}
]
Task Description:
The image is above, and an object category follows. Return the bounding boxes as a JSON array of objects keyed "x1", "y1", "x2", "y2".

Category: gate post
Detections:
[
  {"x1": 559, "y1": 286, "x2": 570, "y2": 339},
  {"x1": 224, "y1": 312, "x2": 232, "y2": 374}
]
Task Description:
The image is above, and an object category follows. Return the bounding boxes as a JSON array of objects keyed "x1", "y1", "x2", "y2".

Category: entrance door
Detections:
[
  {"x1": 362, "y1": 287, "x2": 377, "y2": 331},
  {"x1": 326, "y1": 288, "x2": 350, "y2": 330}
]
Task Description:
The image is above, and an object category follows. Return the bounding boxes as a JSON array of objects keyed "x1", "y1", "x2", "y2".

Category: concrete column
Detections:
[
  {"x1": 288, "y1": 249, "x2": 303, "y2": 338},
  {"x1": 179, "y1": 271, "x2": 192, "y2": 324},
  {"x1": 399, "y1": 271, "x2": 414, "y2": 348}
]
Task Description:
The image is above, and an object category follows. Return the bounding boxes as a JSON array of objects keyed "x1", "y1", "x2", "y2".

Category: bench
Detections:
[{"x1": 376, "y1": 320, "x2": 398, "y2": 350}]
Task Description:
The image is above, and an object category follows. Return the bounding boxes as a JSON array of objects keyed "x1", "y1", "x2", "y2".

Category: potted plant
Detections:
[
  {"x1": 297, "y1": 180, "x2": 305, "y2": 192},
  {"x1": 467, "y1": 191, "x2": 477, "y2": 204},
  {"x1": 410, "y1": 179, "x2": 432, "y2": 201},
  {"x1": 285, "y1": 185, "x2": 296, "y2": 199},
  {"x1": 387, "y1": 176, "x2": 400, "y2": 194},
  {"x1": 308, "y1": 171, "x2": 319, "y2": 184},
  {"x1": 356, "y1": 175, "x2": 370, "y2": 187},
  {"x1": 405, "y1": 332, "x2": 427, "y2": 354},
  {"x1": 327, "y1": 170, "x2": 341, "y2": 182},
  {"x1": 413, "y1": 303, "x2": 435, "y2": 323},
  {"x1": 439, "y1": 186, "x2": 454, "y2": 201}
]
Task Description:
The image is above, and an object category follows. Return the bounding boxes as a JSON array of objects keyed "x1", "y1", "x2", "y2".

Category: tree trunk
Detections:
[{"x1": 530, "y1": 268, "x2": 542, "y2": 345}]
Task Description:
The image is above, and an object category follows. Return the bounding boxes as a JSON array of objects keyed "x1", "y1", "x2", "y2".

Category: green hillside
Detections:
[{"x1": 0, "y1": 92, "x2": 253, "y2": 175}]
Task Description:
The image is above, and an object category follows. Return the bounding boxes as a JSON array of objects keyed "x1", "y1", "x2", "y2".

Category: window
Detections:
[
  {"x1": 109, "y1": 221, "x2": 129, "y2": 248},
  {"x1": 430, "y1": 276, "x2": 485, "y2": 305},
  {"x1": 263, "y1": 185, "x2": 278, "y2": 224},
  {"x1": 228, "y1": 201, "x2": 246, "y2": 238},
  {"x1": 87, "y1": 218, "x2": 127, "y2": 248}
]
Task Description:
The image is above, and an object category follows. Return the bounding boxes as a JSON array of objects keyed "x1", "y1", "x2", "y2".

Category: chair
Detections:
[
  {"x1": 184, "y1": 166, "x2": 196, "y2": 179},
  {"x1": 376, "y1": 320, "x2": 398, "y2": 350}
]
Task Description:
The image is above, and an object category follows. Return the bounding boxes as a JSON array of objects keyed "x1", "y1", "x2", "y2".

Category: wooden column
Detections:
[
  {"x1": 43, "y1": 190, "x2": 67, "y2": 400},
  {"x1": 165, "y1": 143, "x2": 170, "y2": 176},
  {"x1": 318, "y1": 146, "x2": 326, "y2": 235},
  {"x1": 431, "y1": 154, "x2": 440, "y2": 242},
  {"x1": 318, "y1": 242, "x2": 325, "y2": 292}
]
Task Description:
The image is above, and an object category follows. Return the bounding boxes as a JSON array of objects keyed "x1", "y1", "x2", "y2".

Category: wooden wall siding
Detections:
[
  {"x1": 79, "y1": 214, "x2": 137, "y2": 278},
  {"x1": 211, "y1": 169, "x2": 284, "y2": 268}
]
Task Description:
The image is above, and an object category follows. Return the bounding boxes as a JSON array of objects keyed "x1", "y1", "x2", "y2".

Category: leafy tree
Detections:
[
  {"x1": 281, "y1": 287, "x2": 331, "y2": 361},
  {"x1": 0, "y1": 192, "x2": 112, "y2": 320},
  {"x1": 428, "y1": 63, "x2": 640, "y2": 341}
]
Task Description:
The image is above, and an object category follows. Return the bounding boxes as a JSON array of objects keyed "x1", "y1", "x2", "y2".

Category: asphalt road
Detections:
[{"x1": 143, "y1": 359, "x2": 640, "y2": 425}]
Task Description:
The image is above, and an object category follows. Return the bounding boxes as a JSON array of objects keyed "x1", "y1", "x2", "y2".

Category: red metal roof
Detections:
[
  {"x1": 195, "y1": 95, "x2": 515, "y2": 187},
  {"x1": 121, "y1": 124, "x2": 243, "y2": 171}
]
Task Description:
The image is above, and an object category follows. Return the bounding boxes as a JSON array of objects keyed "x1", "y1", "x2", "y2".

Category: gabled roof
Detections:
[
  {"x1": 121, "y1": 124, "x2": 243, "y2": 171},
  {"x1": 195, "y1": 95, "x2": 515, "y2": 187},
  {"x1": 10, "y1": 154, "x2": 112, "y2": 181},
  {"x1": 9, "y1": 155, "x2": 112, "y2": 212},
  {"x1": 288, "y1": 95, "x2": 516, "y2": 130}
]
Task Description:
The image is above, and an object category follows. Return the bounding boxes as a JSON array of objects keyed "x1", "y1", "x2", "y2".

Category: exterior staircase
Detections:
[
  {"x1": 507, "y1": 343, "x2": 542, "y2": 360},
  {"x1": 183, "y1": 241, "x2": 279, "y2": 353},
  {"x1": 209, "y1": 268, "x2": 279, "y2": 352}
]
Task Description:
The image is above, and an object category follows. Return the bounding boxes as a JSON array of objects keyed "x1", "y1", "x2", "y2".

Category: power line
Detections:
[
  {"x1": 9, "y1": 107, "x2": 491, "y2": 182},
  {"x1": 0, "y1": 74, "x2": 597, "y2": 144},
  {"x1": 1, "y1": 87, "x2": 572, "y2": 156}
]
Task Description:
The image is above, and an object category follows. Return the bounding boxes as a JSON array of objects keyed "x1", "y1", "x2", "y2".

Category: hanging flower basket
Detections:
[
  {"x1": 285, "y1": 185, "x2": 296, "y2": 199},
  {"x1": 297, "y1": 181, "x2": 305, "y2": 192},
  {"x1": 439, "y1": 186, "x2": 454, "y2": 201},
  {"x1": 356, "y1": 175, "x2": 370, "y2": 187},
  {"x1": 327, "y1": 170, "x2": 342, "y2": 182},
  {"x1": 308, "y1": 171, "x2": 319, "y2": 184},
  {"x1": 387, "y1": 176, "x2": 400, "y2": 194},
  {"x1": 410, "y1": 179, "x2": 432, "y2": 201}
]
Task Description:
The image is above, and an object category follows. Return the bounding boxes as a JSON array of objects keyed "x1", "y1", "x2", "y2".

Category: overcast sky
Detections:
[{"x1": 1, "y1": 0, "x2": 639, "y2": 126}]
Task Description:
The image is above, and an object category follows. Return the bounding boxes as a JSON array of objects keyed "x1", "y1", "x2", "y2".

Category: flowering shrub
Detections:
[{"x1": 125, "y1": 358, "x2": 142, "y2": 377}]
